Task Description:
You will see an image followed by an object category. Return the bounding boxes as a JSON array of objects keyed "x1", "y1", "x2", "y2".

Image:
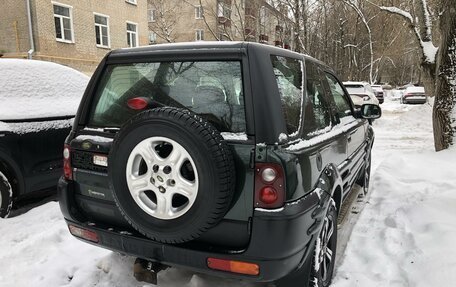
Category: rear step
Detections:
[{"x1": 133, "y1": 258, "x2": 169, "y2": 285}]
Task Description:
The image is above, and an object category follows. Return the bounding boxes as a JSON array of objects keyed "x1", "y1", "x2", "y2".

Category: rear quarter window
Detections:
[{"x1": 270, "y1": 55, "x2": 303, "y2": 136}]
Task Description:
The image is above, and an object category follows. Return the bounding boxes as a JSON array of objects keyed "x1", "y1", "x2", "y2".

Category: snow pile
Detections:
[
  {"x1": 333, "y1": 149, "x2": 456, "y2": 287},
  {"x1": 333, "y1": 100, "x2": 456, "y2": 286},
  {"x1": 0, "y1": 59, "x2": 89, "y2": 121}
]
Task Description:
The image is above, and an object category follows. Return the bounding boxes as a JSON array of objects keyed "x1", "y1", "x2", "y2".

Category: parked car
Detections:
[
  {"x1": 0, "y1": 59, "x2": 88, "y2": 218},
  {"x1": 343, "y1": 81, "x2": 379, "y2": 107},
  {"x1": 371, "y1": 84, "x2": 385, "y2": 104},
  {"x1": 58, "y1": 42, "x2": 381, "y2": 287},
  {"x1": 401, "y1": 86, "x2": 427, "y2": 104}
]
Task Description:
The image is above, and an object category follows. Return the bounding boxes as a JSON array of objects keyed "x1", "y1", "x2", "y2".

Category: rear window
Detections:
[
  {"x1": 405, "y1": 87, "x2": 425, "y2": 94},
  {"x1": 345, "y1": 86, "x2": 365, "y2": 94},
  {"x1": 89, "y1": 61, "x2": 245, "y2": 133}
]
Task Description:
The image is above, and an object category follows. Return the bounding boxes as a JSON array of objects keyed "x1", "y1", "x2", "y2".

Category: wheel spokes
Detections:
[{"x1": 129, "y1": 175, "x2": 150, "y2": 196}]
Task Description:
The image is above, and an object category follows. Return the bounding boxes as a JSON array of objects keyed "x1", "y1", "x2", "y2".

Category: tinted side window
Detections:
[
  {"x1": 271, "y1": 55, "x2": 303, "y2": 135},
  {"x1": 303, "y1": 61, "x2": 331, "y2": 137},
  {"x1": 325, "y1": 73, "x2": 352, "y2": 120}
]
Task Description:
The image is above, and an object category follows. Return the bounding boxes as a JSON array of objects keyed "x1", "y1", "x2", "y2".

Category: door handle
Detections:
[{"x1": 348, "y1": 136, "x2": 352, "y2": 143}]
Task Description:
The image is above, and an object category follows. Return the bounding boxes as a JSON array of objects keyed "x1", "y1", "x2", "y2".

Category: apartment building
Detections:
[
  {"x1": 0, "y1": 0, "x2": 148, "y2": 74},
  {"x1": 147, "y1": 0, "x2": 293, "y2": 48}
]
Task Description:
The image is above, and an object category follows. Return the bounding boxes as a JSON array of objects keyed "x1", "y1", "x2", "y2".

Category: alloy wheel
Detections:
[{"x1": 125, "y1": 136, "x2": 199, "y2": 220}]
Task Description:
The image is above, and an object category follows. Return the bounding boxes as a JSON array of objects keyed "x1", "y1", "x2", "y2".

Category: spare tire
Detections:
[{"x1": 108, "y1": 107, "x2": 235, "y2": 243}]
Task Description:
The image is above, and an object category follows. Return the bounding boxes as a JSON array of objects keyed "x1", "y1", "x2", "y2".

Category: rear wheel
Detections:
[
  {"x1": 310, "y1": 200, "x2": 337, "y2": 287},
  {"x1": 0, "y1": 170, "x2": 13, "y2": 218},
  {"x1": 275, "y1": 200, "x2": 337, "y2": 287}
]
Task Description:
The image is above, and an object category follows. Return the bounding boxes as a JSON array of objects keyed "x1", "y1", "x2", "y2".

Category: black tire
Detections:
[
  {"x1": 275, "y1": 200, "x2": 337, "y2": 287},
  {"x1": 309, "y1": 199, "x2": 338, "y2": 287},
  {"x1": 0, "y1": 170, "x2": 13, "y2": 218},
  {"x1": 356, "y1": 150, "x2": 371, "y2": 196},
  {"x1": 108, "y1": 107, "x2": 235, "y2": 244}
]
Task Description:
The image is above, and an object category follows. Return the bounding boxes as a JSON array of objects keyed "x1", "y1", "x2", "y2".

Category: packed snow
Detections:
[
  {"x1": 0, "y1": 59, "x2": 89, "y2": 121},
  {"x1": 1, "y1": 93, "x2": 455, "y2": 287}
]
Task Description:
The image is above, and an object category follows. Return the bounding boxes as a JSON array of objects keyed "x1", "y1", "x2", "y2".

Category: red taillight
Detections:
[
  {"x1": 254, "y1": 163, "x2": 285, "y2": 208},
  {"x1": 207, "y1": 258, "x2": 259, "y2": 276},
  {"x1": 63, "y1": 144, "x2": 72, "y2": 180},
  {"x1": 127, "y1": 97, "x2": 149, "y2": 110},
  {"x1": 68, "y1": 225, "x2": 99, "y2": 243},
  {"x1": 259, "y1": 187, "x2": 278, "y2": 204}
]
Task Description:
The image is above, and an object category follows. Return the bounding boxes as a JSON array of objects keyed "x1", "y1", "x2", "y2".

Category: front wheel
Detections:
[
  {"x1": 0, "y1": 171, "x2": 13, "y2": 218},
  {"x1": 356, "y1": 151, "x2": 371, "y2": 196}
]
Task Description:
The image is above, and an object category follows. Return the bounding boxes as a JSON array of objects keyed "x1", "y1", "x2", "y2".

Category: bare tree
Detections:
[
  {"x1": 194, "y1": 0, "x2": 260, "y2": 41},
  {"x1": 369, "y1": 0, "x2": 438, "y2": 95},
  {"x1": 342, "y1": 0, "x2": 375, "y2": 84},
  {"x1": 433, "y1": 2, "x2": 456, "y2": 150},
  {"x1": 148, "y1": 0, "x2": 183, "y2": 43}
]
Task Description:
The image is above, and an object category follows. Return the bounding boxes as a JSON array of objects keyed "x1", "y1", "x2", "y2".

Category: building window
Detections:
[
  {"x1": 126, "y1": 0, "x2": 137, "y2": 5},
  {"x1": 195, "y1": 29, "x2": 204, "y2": 41},
  {"x1": 149, "y1": 31, "x2": 157, "y2": 44},
  {"x1": 217, "y1": 2, "x2": 231, "y2": 18},
  {"x1": 148, "y1": 8, "x2": 156, "y2": 22},
  {"x1": 127, "y1": 22, "x2": 138, "y2": 47},
  {"x1": 94, "y1": 14, "x2": 110, "y2": 48},
  {"x1": 259, "y1": 6, "x2": 266, "y2": 34},
  {"x1": 195, "y1": 6, "x2": 203, "y2": 19},
  {"x1": 53, "y1": 3, "x2": 73, "y2": 43}
]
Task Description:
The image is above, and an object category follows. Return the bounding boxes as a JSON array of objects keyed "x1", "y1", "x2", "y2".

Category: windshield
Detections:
[{"x1": 89, "y1": 61, "x2": 245, "y2": 133}]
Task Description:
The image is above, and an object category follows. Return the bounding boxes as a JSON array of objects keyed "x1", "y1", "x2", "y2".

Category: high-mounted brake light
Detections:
[
  {"x1": 207, "y1": 258, "x2": 259, "y2": 276},
  {"x1": 127, "y1": 97, "x2": 149, "y2": 110},
  {"x1": 254, "y1": 163, "x2": 285, "y2": 208},
  {"x1": 63, "y1": 144, "x2": 73, "y2": 180}
]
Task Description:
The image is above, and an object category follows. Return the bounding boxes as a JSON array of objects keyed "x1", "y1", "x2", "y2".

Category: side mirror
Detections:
[{"x1": 361, "y1": 104, "x2": 381, "y2": 119}]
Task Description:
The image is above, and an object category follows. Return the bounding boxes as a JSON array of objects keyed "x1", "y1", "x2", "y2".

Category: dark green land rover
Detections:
[{"x1": 58, "y1": 42, "x2": 381, "y2": 287}]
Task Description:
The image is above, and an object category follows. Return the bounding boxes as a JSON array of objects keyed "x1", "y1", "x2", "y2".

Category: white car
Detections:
[
  {"x1": 371, "y1": 84, "x2": 385, "y2": 104},
  {"x1": 343, "y1": 81, "x2": 379, "y2": 107},
  {"x1": 401, "y1": 86, "x2": 427, "y2": 104}
]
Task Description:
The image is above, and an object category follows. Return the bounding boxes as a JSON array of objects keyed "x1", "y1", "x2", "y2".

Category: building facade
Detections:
[
  {"x1": 0, "y1": 0, "x2": 148, "y2": 74},
  {"x1": 147, "y1": 0, "x2": 293, "y2": 48}
]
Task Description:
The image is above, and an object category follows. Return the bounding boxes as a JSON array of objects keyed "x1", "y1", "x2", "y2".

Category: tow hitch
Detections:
[{"x1": 133, "y1": 258, "x2": 169, "y2": 285}]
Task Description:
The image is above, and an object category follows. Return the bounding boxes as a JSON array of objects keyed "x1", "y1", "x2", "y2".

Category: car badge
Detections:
[{"x1": 82, "y1": 141, "x2": 92, "y2": 149}]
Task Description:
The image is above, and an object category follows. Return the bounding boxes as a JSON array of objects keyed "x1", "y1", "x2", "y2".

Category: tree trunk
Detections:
[{"x1": 433, "y1": 4, "x2": 456, "y2": 151}]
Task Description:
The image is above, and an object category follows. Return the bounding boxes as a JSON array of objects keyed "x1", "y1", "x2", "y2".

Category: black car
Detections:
[
  {"x1": 58, "y1": 42, "x2": 381, "y2": 287},
  {"x1": 0, "y1": 59, "x2": 88, "y2": 218}
]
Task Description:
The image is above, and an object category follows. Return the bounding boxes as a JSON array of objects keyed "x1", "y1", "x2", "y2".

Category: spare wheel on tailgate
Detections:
[{"x1": 108, "y1": 107, "x2": 236, "y2": 243}]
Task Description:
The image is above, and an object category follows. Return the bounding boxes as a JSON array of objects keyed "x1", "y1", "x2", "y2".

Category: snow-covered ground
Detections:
[{"x1": 1, "y1": 95, "x2": 455, "y2": 287}]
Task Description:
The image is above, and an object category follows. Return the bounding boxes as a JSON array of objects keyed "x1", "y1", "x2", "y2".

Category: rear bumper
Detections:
[
  {"x1": 58, "y1": 177, "x2": 328, "y2": 283},
  {"x1": 402, "y1": 96, "x2": 426, "y2": 104}
]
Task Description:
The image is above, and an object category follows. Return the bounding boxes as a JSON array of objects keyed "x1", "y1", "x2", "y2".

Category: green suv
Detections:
[{"x1": 58, "y1": 42, "x2": 381, "y2": 287}]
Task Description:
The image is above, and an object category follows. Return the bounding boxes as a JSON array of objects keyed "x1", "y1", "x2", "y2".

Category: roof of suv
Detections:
[{"x1": 108, "y1": 42, "x2": 333, "y2": 71}]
